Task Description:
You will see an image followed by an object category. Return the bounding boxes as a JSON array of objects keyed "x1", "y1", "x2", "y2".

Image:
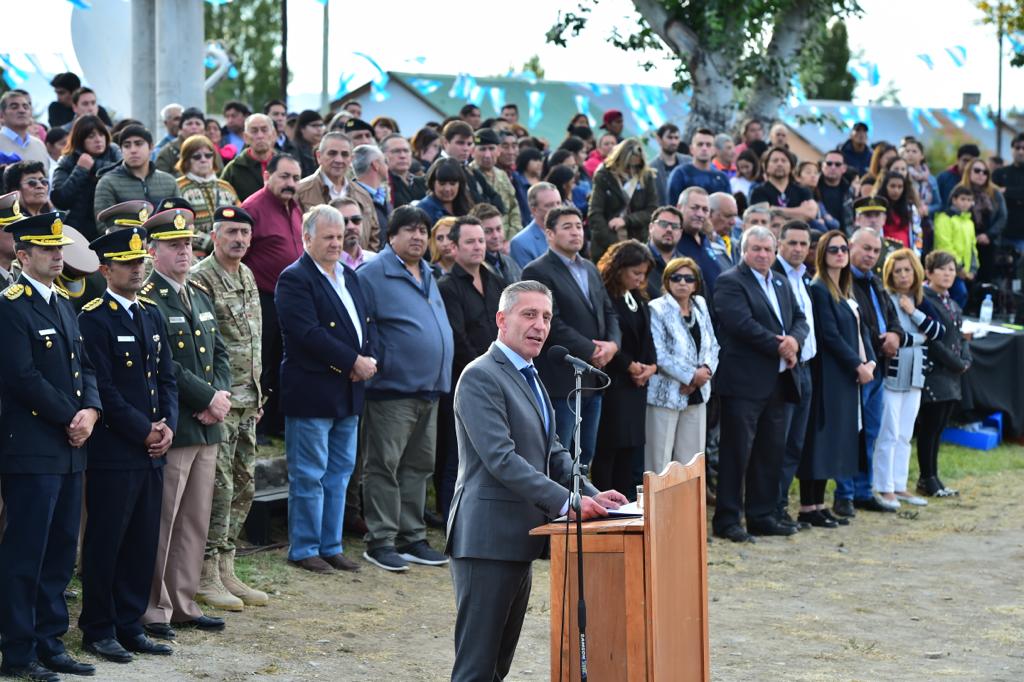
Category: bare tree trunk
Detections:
[{"x1": 743, "y1": 0, "x2": 818, "y2": 124}]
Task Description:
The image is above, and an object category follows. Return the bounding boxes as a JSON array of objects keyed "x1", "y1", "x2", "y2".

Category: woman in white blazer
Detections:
[{"x1": 645, "y1": 256, "x2": 720, "y2": 473}]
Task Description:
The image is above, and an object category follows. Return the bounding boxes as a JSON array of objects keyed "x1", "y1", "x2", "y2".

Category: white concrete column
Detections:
[
  {"x1": 154, "y1": 0, "x2": 205, "y2": 116},
  {"x1": 131, "y1": 0, "x2": 157, "y2": 132}
]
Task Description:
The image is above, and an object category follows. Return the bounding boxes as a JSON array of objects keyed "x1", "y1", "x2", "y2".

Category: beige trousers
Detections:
[
  {"x1": 644, "y1": 403, "x2": 707, "y2": 475},
  {"x1": 143, "y1": 443, "x2": 217, "y2": 624}
]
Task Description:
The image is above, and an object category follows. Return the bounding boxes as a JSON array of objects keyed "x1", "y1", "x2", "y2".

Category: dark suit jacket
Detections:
[
  {"x1": 0, "y1": 277, "x2": 102, "y2": 474},
  {"x1": 141, "y1": 271, "x2": 230, "y2": 446},
  {"x1": 78, "y1": 291, "x2": 178, "y2": 469},
  {"x1": 712, "y1": 262, "x2": 809, "y2": 401},
  {"x1": 438, "y1": 263, "x2": 505, "y2": 381},
  {"x1": 851, "y1": 268, "x2": 905, "y2": 378},
  {"x1": 446, "y1": 344, "x2": 598, "y2": 562},
  {"x1": 275, "y1": 253, "x2": 371, "y2": 419},
  {"x1": 521, "y1": 249, "x2": 622, "y2": 399}
]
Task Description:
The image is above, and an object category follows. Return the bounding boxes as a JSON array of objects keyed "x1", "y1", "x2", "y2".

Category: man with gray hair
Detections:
[
  {"x1": 712, "y1": 133, "x2": 737, "y2": 178},
  {"x1": 347, "y1": 144, "x2": 391, "y2": 252},
  {"x1": 153, "y1": 103, "x2": 183, "y2": 157},
  {"x1": 0, "y1": 90, "x2": 50, "y2": 173},
  {"x1": 221, "y1": 113, "x2": 278, "y2": 201},
  {"x1": 296, "y1": 132, "x2": 352, "y2": 211},
  {"x1": 707, "y1": 191, "x2": 738, "y2": 270},
  {"x1": 733, "y1": 202, "x2": 772, "y2": 264},
  {"x1": 712, "y1": 225, "x2": 809, "y2": 543},
  {"x1": 446, "y1": 278, "x2": 626, "y2": 680},
  {"x1": 509, "y1": 182, "x2": 562, "y2": 268},
  {"x1": 274, "y1": 204, "x2": 375, "y2": 574},
  {"x1": 674, "y1": 185, "x2": 723, "y2": 295}
]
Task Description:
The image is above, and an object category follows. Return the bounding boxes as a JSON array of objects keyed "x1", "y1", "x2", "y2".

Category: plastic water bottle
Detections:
[{"x1": 980, "y1": 294, "x2": 994, "y2": 326}]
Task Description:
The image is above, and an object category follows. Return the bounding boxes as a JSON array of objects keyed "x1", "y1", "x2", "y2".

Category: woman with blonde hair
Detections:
[
  {"x1": 428, "y1": 216, "x2": 457, "y2": 276},
  {"x1": 800, "y1": 230, "x2": 876, "y2": 527},
  {"x1": 175, "y1": 134, "x2": 239, "y2": 255},
  {"x1": 956, "y1": 156, "x2": 1006, "y2": 286},
  {"x1": 645, "y1": 256, "x2": 719, "y2": 474},
  {"x1": 875, "y1": 249, "x2": 944, "y2": 508},
  {"x1": 587, "y1": 137, "x2": 659, "y2": 261}
]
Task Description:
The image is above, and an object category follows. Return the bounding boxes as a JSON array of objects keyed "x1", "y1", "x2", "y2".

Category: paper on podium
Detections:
[{"x1": 608, "y1": 501, "x2": 643, "y2": 517}]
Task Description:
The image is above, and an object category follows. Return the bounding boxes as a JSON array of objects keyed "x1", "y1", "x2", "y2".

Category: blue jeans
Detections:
[
  {"x1": 553, "y1": 394, "x2": 603, "y2": 467},
  {"x1": 285, "y1": 416, "x2": 358, "y2": 561},
  {"x1": 835, "y1": 376, "x2": 884, "y2": 501}
]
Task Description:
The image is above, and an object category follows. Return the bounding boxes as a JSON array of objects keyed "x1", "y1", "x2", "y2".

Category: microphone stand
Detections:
[{"x1": 568, "y1": 365, "x2": 588, "y2": 681}]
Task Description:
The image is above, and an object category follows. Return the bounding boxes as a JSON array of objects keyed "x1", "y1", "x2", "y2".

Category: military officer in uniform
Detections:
[
  {"x1": 138, "y1": 207, "x2": 231, "y2": 640},
  {"x1": 95, "y1": 200, "x2": 153, "y2": 235},
  {"x1": 0, "y1": 192, "x2": 22, "y2": 287},
  {"x1": 77, "y1": 226, "x2": 178, "y2": 663},
  {"x1": 190, "y1": 205, "x2": 268, "y2": 610},
  {"x1": 0, "y1": 212, "x2": 101, "y2": 681}
]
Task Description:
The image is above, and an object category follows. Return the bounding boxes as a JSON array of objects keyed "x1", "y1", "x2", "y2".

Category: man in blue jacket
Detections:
[
  {"x1": 276, "y1": 204, "x2": 375, "y2": 574},
  {"x1": 357, "y1": 206, "x2": 454, "y2": 572}
]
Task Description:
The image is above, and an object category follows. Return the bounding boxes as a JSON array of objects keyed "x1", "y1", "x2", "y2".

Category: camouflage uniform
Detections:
[{"x1": 190, "y1": 253, "x2": 262, "y2": 557}]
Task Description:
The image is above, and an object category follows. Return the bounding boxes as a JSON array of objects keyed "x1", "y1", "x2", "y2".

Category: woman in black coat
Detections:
[
  {"x1": 801, "y1": 231, "x2": 877, "y2": 528},
  {"x1": 587, "y1": 138, "x2": 659, "y2": 262},
  {"x1": 592, "y1": 241, "x2": 657, "y2": 497},
  {"x1": 916, "y1": 250, "x2": 972, "y2": 497},
  {"x1": 50, "y1": 115, "x2": 122, "y2": 241}
]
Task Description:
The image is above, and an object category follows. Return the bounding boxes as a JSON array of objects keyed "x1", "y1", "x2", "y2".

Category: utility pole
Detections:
[
  {"x1": 997, "y1": 3, "x2": 1005, "y2": 157},
  {"x1": 321, "y1": 0, "x2": 329, "y2": 112},
  {"x1": 280, "y1": 0, "x2": 289, "y2": 105}
]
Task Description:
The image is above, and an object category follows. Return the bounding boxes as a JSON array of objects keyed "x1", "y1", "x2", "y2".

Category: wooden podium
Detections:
[{"x1": 530, "y1": 454, "x2": 710, "y2": 682}]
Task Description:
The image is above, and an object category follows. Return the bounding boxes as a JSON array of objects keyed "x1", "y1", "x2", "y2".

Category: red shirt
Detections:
[
  {"x1": 241, "y1": 187, "x2": 304, "y2": 293},
  {"x1": 883, "y1": 210, "x2": 911, "y2": 248}
]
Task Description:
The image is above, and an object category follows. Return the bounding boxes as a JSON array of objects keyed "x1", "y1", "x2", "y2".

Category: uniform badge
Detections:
[
  {"x1": 51, "y1": 218, "x2": 64, "y2": 236},
  {"x1": 109, "y1": 300, "x2": 118, "y2": 311},
  {"x1": 173, "y1": 214, "x2": 186, "y2": 230},
  {"x1": 223, "y1": 208, "x2": 235, "y2": 218},
  {"x1": 129, "y1": 233, "x2": 143, "y2": 252},
  {"x1": 139, "y1": 207, "x2": 149, "y2": 222}
]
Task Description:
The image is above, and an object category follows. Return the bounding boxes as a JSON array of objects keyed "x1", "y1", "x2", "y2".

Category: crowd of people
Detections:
[{"x1": 0, "y1": 70, "x2": 1019, "y2": 679}]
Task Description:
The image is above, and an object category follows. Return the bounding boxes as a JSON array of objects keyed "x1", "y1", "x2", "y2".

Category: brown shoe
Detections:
[
  {"x1": 288, "y1": 556, "x2": 335, "y2": 574},
  {"x1": 321, "y1": 553, "x2": 361, "y2": 572}
]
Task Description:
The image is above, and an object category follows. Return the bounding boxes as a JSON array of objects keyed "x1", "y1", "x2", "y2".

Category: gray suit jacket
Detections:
[{"x1": 446, "y1": 344, "x2": 598, "y2": 562}]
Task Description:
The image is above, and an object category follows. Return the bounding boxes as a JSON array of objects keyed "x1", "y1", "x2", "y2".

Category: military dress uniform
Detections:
[
  {"x1": 190, "y1": 206, "x2": 267, "y2": 609},
  {"x1": 137, "y1": 208, "x2": 231, "y2": 634},
  {"x1": 0, "y1": 192, "x2": 24, "y2": 530},
  {"x1": 77, "y1": 227, "x2": 178, "y2": 660},
  {"x1": 0, "y1": 213, "x2": 102, "y2": 677}
]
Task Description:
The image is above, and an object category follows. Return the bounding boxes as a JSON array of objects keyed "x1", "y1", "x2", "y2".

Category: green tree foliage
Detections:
[
  {"x1": 975, "y1": 1, "x2": 1024, "y2": 66},
  {"x1": 521, "y1": 55, "x2": 546, "y2": 79},
  {"x1": 548, "y1": 0, "x2": 861, "y2": 135},
  {"x1": 205, "y1": 0, "x2": 283, "y2": 114},
  {"x1": 798, "y1": 19, "x2": 857, "y2": 101}
]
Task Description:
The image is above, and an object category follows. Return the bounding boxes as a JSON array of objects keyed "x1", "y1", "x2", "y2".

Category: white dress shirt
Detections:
[
  {"x1": 778, "y1": 259, "x2": 816, "y2": 362},
  {"x1": 315, "y1": 260, "x2": 363, "y2": 346}
]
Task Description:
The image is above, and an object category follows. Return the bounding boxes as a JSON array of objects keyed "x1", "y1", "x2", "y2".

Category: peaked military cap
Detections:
[
  {"x1": 89, "y1": 226, "x2": 151, "y2": 262},
  {"x1": 96, "y1": 200, "x2": 154, "y2": 231},
  {"x1": 0, "y1": 192, "x2": 23, "y2": 226},
  {"x1": 143, "y1": 208, "x2": 195, "y2": 240},
  {"x1": 853, "y1": 196, "x2": 889, "y2": 214},
  {"x1": 155, "y1": 196, "x2": 194, "y2": 214},
  {"x1": 213, "y1": 205, "x2": 254, "y2": 226},
  {"x1": 4, "y1": 211, "x2": 74, "y2": 246},
  {"x1": 343, "y1": 117, "x2": 373, "y2": 134}
]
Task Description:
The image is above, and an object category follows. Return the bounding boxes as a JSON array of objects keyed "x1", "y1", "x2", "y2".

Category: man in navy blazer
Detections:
[
  {"x1": 275, "y1": 204, "x2": 376, "y2": 574},
  {"x1": 712, "y1": 226, "x2": 809, "y2": 543}
]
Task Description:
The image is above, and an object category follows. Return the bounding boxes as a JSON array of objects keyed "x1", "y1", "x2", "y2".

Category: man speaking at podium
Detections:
[{"x1": 445, "y1": 279, "x2": 627, "y2": 681}]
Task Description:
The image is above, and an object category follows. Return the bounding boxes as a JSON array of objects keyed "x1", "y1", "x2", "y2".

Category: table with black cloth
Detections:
[{"x1": 959, "y1": 328, "x2": 1024, "y2": 438}]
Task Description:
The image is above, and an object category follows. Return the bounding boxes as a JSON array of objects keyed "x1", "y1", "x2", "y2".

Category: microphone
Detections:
[{"x1": 548, "y1": 345, "x2": 609, "y2": 381}]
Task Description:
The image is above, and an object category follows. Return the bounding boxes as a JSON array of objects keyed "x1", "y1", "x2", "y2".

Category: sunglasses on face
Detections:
[
  {"x1": 972, "y1": 167, "x2": 989, "y2": 175},
  {"x1": 23, "y1": 178, "x2": 49, "y2": 188},
  {"x1": 191, "y1": 152, "x2": 215, "y2": 161},
  {"x1": 344, "y1": 215, "x2": 363, "y2": 225},
  {"x1": 654, "y1": 219, "x2": 682, "y2": 230},
  {"x1": 669, "y1": 274, "x2": 697, "y2": 284},
  {"x1": 824, "y1": 161, "x2": 844, "y2": 167},
  {"x1": 826, "y1": 245, "x2": 849, "y2": 254}
]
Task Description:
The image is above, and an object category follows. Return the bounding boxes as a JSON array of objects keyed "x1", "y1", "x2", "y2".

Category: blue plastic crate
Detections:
[{"x1": 941, "y1": 412, "x2": 1003, "y2": 451}]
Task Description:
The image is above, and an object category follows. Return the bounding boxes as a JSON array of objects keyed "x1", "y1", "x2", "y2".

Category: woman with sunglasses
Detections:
[
  {"x1": 175, "y1": 135, "x2": 239, "y2": 256},
  {"x1": 645, "y1": 256, "x2": 719, "y2": 475},
  {"x1": 588, "y1": 138, "x2": 659, "y2": 261},
  {"x1": 800, "y1": 230, "x2": 876, "y2": 527},
  {"x1": 4, "y1": 161, "x2": 55, "y2": 218},
  {"x1": 956, "y1": 156, "x2": 1006, "y2": 288},
  {"x1": 50, "y1": 114, "x2": 122, "y2": 240}
]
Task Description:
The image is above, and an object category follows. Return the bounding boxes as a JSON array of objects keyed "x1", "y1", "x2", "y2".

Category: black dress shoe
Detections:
[
  {"x1": 820, "y1": 508, "x2": 850, "y2": 526},
  {"x1": 777, "y1": 510, "x2": 806, "y2": 530},
  {"x1": 747, "y1": 520, "x2": 798, "y2": 537},
  {"x1": 143, "y1": 622, "x2": 175, "y2": 640},
  {"x1": 82, "y1": 638, "x2": 133, "y2": 664},
  {"x1": 916, "y1": 476, "x2": 943, "y2": 497},
  {"x1": 713, "y1": 524, "x2": 755, "y2": 543},
  {"x1": 171, "y1": 614, "x2": 225, "y2": 631},
  {"x1": 40, "y1": 652, "x2": 96, "y2": 675},
  {"x1": 832, "y1": 498, "x2": 856, "y2": 518},
  {"x1": 119, "y1": 633, "x2": 172, "y2": 656},
  {"x1": 854, "y1": 496, "x2": 894, "y2": 513},
  {"x1": 0, "y1": 661, "x2": 60, "y2": 681},
  {"x1": 798, "y1": 510, "x2": 838, "y2": 528}
]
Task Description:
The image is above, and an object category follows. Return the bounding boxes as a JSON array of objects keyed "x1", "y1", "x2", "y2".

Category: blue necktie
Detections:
[{"x1": 519, "y1": 365, "x2": 549, "y2": 434}]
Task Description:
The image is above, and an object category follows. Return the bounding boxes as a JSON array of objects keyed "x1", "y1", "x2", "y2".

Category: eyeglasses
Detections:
[
  {"x1": 23, "y1": 178, "x2": 49, "y2": 188},
  {"x1": 971, "y1": 167, "x2": 989, "y2": 175},
  {"x1": 191, "y1": 152, "x2": 215, "y2": 161},
  {"x1": 668, "y1": 273, "x2": 697, "y2": 284},
  {"x1": 344, "y1": 215, "x2": 363, "y2": 225},
  {"x1": 824, "y1": 161, "x2": 844, "y2": 167},
  {"x1": 654, "y1": 219, "x2": 682, "y2": 230},
  {"x1": 826, "y1": 245, "x2": 849, "y2": 254}
]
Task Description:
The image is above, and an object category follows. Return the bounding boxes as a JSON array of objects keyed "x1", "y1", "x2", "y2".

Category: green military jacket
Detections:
[
  {"x1": 141, "y1": 270, "x2": 230, "y2": 446},
  {"x1": 189, "y1": 254, "x2": 263, "y2": 410}
]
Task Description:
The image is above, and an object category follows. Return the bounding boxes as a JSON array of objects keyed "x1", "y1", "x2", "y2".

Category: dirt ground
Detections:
[{"x1": 65, "y1": 464, "x2": 1024, "y2": 681}]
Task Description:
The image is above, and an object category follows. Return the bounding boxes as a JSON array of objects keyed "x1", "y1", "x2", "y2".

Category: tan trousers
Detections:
[
  {"x1": 143, "y1": 443, "x2": 217, "y2": 624},
  {"x1": 645, "y1": 403, "x2": 707, "y2": 475}
]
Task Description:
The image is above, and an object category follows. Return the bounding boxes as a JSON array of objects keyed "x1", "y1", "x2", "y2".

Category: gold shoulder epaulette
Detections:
[
  {"x1": 189, "y1": 279, "x2": 210, "y2": 296},
  {"x1": 140, "y1": 282, "x2": 155, "y2": 295},
  {"x1": 138, "y1": 295, "x2": 156, "y2": 306},
  {"x1": 54, "y1": 285, "x2": 69, "y2": 299},
  {"x1": 81, "y1": 297, "x2": 104, "y2": 312},
  {"x1": 3, "y1": 283, "x2": 24, "y2": 300}
]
